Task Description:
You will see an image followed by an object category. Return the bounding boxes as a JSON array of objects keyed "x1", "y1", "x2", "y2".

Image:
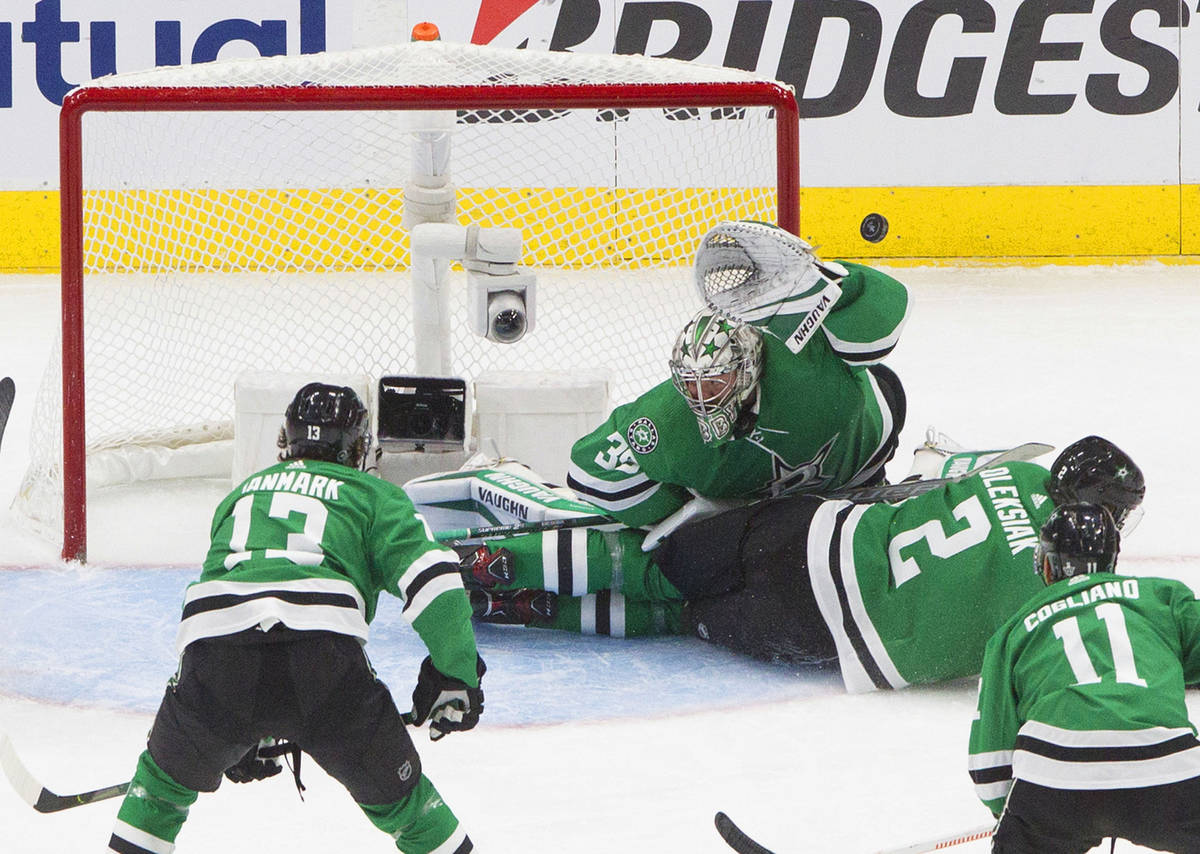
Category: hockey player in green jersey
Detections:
[
  {"x1": 457, "y1": 436, "x2": 1145, "y2": 694},
  {"x1": 565, "y1": 221, "x2": 910, "y2": 528},
  {"x1": 968, "y1": 503, "x2": 1200, "y2": 853},
  {"x1": 108, "y1": 384, "x2": 484, "y2": 854}
]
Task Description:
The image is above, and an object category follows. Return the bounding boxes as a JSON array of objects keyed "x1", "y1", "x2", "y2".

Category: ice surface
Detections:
[{"x1": 1, "y1": 266, "x2": 1196, "y2": 852}]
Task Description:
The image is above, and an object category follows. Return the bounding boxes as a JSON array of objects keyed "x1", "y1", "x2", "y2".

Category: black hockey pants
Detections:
[
  {"x1": 993, "y1": 778, "x2": 1200, "y2": 854},
  {"x1": 653, "y1": 495, "x2": 838, "y2": 667},
  {"x1": 147, "y1": 627, "x2": 422, "y2": 805}
]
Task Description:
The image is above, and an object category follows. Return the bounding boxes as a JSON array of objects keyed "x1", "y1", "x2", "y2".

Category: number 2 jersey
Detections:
[
  {"x1": 808, "y1": 461, "x2": 1056, "y2": 692},
  {"x1": 177, "y1": 458, "x2": 479, "y2": 687},
  {"x1": 968, "y1": 573, "x2": 1200, "y2": 816}
]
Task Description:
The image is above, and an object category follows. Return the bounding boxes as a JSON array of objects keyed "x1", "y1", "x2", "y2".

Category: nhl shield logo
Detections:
[{"x1": 627, "y1": 417, "x2": 659, "y2": 454}]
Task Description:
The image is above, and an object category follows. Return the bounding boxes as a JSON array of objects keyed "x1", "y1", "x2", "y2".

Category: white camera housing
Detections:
[{"x1": 468, "y1": 270, "x2": 537, "y2": 344}]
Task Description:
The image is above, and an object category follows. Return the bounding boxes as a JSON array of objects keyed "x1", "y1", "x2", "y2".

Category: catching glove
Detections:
[
  {"x1": 405, "y1": 655, "x2": 486, "y2": 741},
  {"x1": 224, "y1": 738, "x2": 289, "y2": 784}
]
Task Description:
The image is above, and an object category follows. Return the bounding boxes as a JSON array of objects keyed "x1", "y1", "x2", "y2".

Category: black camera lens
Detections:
[{"x1": 492, "y1": 308, "x2": 526, "y2": 342}]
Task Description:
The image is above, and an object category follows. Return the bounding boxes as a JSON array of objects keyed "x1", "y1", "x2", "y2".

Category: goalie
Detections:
[
  {"x1": 565, "y1": 220, "x2": 911, "y2": 529},
  {"x1": 453, "y1": 436, "x2": 1146, "y2": 693}
]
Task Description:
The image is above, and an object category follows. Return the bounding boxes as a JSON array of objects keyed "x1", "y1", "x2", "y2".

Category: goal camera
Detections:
[{"x1": 377, "y1": 376, "x2": 466, "y2": 451}]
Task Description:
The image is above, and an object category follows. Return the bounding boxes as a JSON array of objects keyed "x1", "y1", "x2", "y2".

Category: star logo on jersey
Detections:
[
  {"x1": 768, "y1": 438, "x2": 836, "y2": 495},
  {"x1": 1115, "y1": 465, "x2": 1130, "y2": 480},
  {"x1": 627, "y1": 417, "x2": 659, "y2": 454}
]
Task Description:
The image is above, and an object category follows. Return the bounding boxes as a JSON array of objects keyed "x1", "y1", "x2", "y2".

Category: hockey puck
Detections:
[{"x1": 860, "y1": 213, "x2": 889, "y2": 243}]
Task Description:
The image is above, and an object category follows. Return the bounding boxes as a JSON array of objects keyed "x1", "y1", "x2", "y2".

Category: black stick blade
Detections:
[{"x1": 715, "y1": 812, "x2": 777, "y2": 854}]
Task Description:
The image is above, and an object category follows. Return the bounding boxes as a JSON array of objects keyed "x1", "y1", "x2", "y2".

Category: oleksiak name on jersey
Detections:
[
  {"x1": 566, "y1": 262, "x2": 910, "y2": 528},
  {"x1": 968, "y1": 573, "x2": 1200, "y2": 816},
  {"x1": 805, "y1": 461, "x2": 1056, "y2": 693},
  {"x1": 178, "y1": 458, "x2": 479, "y2": 687}
]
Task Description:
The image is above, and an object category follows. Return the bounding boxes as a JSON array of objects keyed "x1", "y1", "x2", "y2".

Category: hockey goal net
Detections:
[{"x1": 21, "y1": 40, "x2": 799, "y2": 561}]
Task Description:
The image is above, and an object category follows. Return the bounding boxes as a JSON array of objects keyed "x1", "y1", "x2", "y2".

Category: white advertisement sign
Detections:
[
  {"x1": 409, "y1": 0, "x2": 1193, "y2": 187},
  {"x1": 0, "y1": 0, "x2": 352, "y2": 189}
]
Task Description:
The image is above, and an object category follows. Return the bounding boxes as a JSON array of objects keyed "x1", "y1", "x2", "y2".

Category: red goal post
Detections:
[{"x1": 41, "y1": 43, "x2": 799, "y2": 562}]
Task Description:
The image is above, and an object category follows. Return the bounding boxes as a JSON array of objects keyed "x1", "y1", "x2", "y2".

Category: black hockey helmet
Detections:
[
  {"x1": 1035, "y1": 502, "x2": 1121, "y2": 585},
  {"x1": 1047, "y1": 436, "x2": 1145, "y2": 531},
  {"x1": 278, "y1": 382, "x2": 369, "y2": 470}
]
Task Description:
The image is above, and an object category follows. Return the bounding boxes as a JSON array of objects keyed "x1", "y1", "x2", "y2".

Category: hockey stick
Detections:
[
  {"x1": 714, "y1": 812, "x2": 777, "y2": 854},
  {"x1": 715, "y1": 811, "x2": 995, "y2": 854},
  {"x1": 0, "y1": 733, "x2": 129, "y2": 813},
  {"x1": 874, "y1": 822, "x2": 995, "y2": 854},
  {"x1": 822, "y1": 442, "x2": 1054, "y2": 504},
  {"x1": 0, "y1": 376, "x2": 14, "y2": 452},
  {"x1": 434, "y1": 513, "x2": 618, "y2": 542},
  {"x1": 436, "y1": 444, "x2": 1054, "y2": 542}
]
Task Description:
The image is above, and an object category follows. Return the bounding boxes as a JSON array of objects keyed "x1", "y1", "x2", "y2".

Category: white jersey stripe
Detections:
[
  {"x1": 403, "y1": 573, "x2": 465, "y2": 624},
  {"x1": 397, "y1": 547, "x2": 460, "y2": 599},
  {"x1": 111, "y1": 819, "x2": 175, "y2": 854},
  {"x1": 969, "y1": 749, "x2": 1014, "y2": 771},
  {"x1": 176, "y1": 600, "x2": 369, "y2": 654},
  {"x1": 1019, "y1": 720, "x2": 1198, "y2": 748},
  {"x1": 182, "y1": 576, "x2": 365, "y2": 612},
  {"x1": 822, "y1": 298, "x2": 910, "y2": 361},
  {"x1": 841, "y1": 369, "x2": 894, "y2": 489},
  {"x1": 1014, "y1": 744, "x2": 1200, "y2": 790},
  {"x1": 565, "y1": 462, "x2": 653, "y2": 493},
  {"x1": 973, "y1": 779, "x2": 1014, "y2": 802},
  {"x1": 428, "y1": 824, "x2": 468, "y2": 854},
  {"x1": 571, "y1": 528, "x2": 589, "y2": 595},
  {"x1": 580, "y1": 594, "x2": 597, "y2": 635},
  {"x1": 541, "y1": 532, "x2": 558, "y2": 592},
  {"x1": 838, "y1": 505, "x2": 908, "y2": 690},
  {"x1": 806, "y1": 500, "x2": 873, "y2": 692},
  {"x1": 610, "y1": 591, "x2": 627, "y2": 638}
]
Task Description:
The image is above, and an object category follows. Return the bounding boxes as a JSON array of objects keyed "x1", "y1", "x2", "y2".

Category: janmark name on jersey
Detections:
[
  {"x1": 241, "y1": 469, "x2": 343, "y2": 500},
  {"x1": 979, "y1": 466, "x2": 1038, "y2": 555},
  {"x1": 1023, "y1": 578, "x2": 1141, "y2": 632}
]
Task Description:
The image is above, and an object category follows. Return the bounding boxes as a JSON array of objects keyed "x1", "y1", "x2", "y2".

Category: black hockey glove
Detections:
[
  {"x1": 405, "y1": 655, "x2": 486, "y2": 741},
  {"x1": 224, "y1": 738, "x2": 288, "y2": 784}
]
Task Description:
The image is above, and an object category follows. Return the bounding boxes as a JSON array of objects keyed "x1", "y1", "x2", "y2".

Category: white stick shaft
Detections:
[{"x1": 875, "y1": 824, "x2": 995, "y2": 854}]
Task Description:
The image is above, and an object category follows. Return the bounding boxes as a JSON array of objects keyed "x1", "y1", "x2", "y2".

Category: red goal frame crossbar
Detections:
[{"x1": 58, "y1": 80, "x2": 801, "y2": 561}]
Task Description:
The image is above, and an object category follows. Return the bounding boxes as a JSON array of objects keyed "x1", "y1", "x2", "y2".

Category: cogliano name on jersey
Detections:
[{"x1": 1024, "y1": 578, "x2": 1141, "y2": 632}]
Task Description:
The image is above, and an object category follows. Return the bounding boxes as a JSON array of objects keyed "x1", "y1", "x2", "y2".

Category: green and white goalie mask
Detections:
[
  {"x1": 669, "y1": 310, "x2": 763, "y2": 445},
  {"x1": 693, "y1": 220, "x2": 839, "y2": 324}
]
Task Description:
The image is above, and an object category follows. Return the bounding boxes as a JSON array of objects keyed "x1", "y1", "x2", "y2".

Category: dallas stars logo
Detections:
[
  {"x1": 626, "y1": 417, "x2": 659, "y2": 454},
  {"x1": 745, "y1": 430, "x2": 837, "y2": 495}
]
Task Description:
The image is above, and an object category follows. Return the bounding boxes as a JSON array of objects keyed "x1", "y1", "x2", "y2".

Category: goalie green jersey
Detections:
[
  {"x1": 181, "y1": 458, "x2": 479, "y2": 687},
  {"x1": 968, "y1": 574, "x2": 1200, "y2": 816},
  {"x1": 808, "y1": 461, "x2": 1057, "y2": 692},
  {"x1": 566, "y1": 262, "x2": 909, "y2": 528}
]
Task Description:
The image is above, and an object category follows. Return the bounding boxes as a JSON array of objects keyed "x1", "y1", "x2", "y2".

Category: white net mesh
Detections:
[{"x1": 20, "y1": 41, "x2": 793, "y2": 546}]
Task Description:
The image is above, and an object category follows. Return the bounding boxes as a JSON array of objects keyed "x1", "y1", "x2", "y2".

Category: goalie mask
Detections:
[
  {"x1": 1035, "y1": 502, "x2": 1121, "y2": 585},
  {"x1": 278, "y1": 382, "x2": 370, "y2": 470},
  {"x1": 693, "y1": 220, "x2": 840, "y2": 324},
  {"x1": 670, "y1": 310, "x2": 763, "y2": 445},
  {"x1": 1047, "y1": 435, "x2": 1145, "y2": 533}
]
